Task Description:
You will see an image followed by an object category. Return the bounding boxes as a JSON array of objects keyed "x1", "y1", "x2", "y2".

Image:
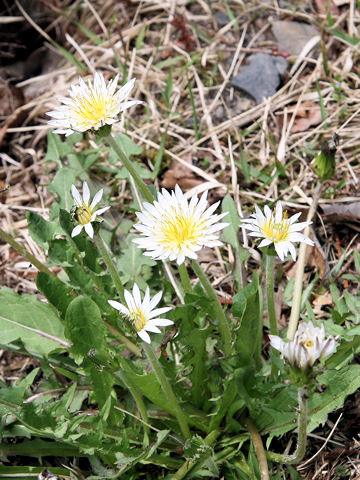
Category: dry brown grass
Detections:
[{"x1": 0, "y1": 0, "x2": 360, "y2": 477}]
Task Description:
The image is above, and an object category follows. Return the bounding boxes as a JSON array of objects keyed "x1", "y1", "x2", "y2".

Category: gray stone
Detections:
[
  {"x1": 272, "y1": 21, "x2": 319, "y2": 57},
  {"x1": 231, "y1": 53, "x2": 288, "y2": 104},
  {"x1": 215, "y1": 12, "x2": 230, "y2": 27}
]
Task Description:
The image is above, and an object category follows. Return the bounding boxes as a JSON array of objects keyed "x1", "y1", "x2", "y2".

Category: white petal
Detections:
[
  {"x1": 132, "y1": 283, "x2": 142, "y2": 307},
  {"x1": 269, "y1": 335, "x2": 284, "y2": 353},
  {"x1": 71, "y1": 224, "x2": 83, "y2": 237},
  {"x1": 84, "y1": 222, "x2": 94, "y2": 239},
  {"x1": 71, "y1": 185, "x2": 82, "y2": 206},
  {"x1": 274, "y1": 202, "x2": 283, "y2": 223},
  {"x1": 149, "y1": 318, "x2": 174, "y2": 327},
  {"x1": 147, "y1": 307, "x2": 173, "y2": 319},
  {"x1": 124, "y1": 289, "x2": 136, "y2": 311},
  {"x1": 287, "y1": 242, "x2": 297, "y2": 261},
  {"x1": 148, "y1": 291, "x2": 163, "y2": 311},
  {"x1": 144, "y1": 324, "x2": 162, "y2": 333},
  {"x1": 90, "y1": 189, "x2": 103, "y2": 209},
  {"x1": 83, "y1": 182, "x2": 90, "y2": 205},
  {"x1": 108, "y1": 300, "x2": 129, "y2": 316},
  {"x1": 274, "y1": 243, "x2": 286, "y2": 261},
  {"x1": 138, "y1": 329, "x2": 151, "y2": 344},
  {"x1": 116, "y1": 78, "x2": 136, "y2": 102},
  {"x1": 258, "y1": 238, "x2": 272, "y2": 248},
  {"x1": 118, "y1": 100, "x2": 143, "y2": 112},
  {"x1": 95, "y1": 206, "x2": 110, "y2": 216}
]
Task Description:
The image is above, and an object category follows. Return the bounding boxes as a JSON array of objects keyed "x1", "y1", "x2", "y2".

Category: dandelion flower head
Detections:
[
  {"x1": 109, "y1": 284, "x2": 173, "y2": 344},
  {"x1": 133, "y1": 185, "x2": 229, "y2": 265},
  {"x1": 47, "y1": 72, "x2": 142, "y2": 136},
  {"x1": 241, "y1": 202, "x2": 314, "y2": 261},
  {"x1": 71, "y1": 181, "x2": 110, "y2": 239},
  {"x1": 269, "y1": 321, "x2": 338, "y2": 370}
]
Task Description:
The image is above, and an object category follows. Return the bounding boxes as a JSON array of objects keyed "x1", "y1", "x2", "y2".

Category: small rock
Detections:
[
  {"x1": 214, "y1": 105, "x2": 225, "y2": 120},
  {"x1": 272, "y1": 21, "x2": 319, "y2": 57},
  {"x1": 231, "y1": 53, "x2": 288, "y2": 104},
  {"x1": 215, "y1": 12, "x2": 230, "y2": 27}
]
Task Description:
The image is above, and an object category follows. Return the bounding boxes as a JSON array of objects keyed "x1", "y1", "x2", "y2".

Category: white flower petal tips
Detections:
[
  {"x1": 133, "y1": 185, "x2": 229, "y2": 265},
  {"x1": 108, "y1": 284, "x2": 173, "y2": 344},
  {"x1": 70, "y1": 181, "x2": 110, "y2": 239},
  {"x1": 241, "y1": 202, "x2": 314, "y2": 261},
  {"x1": 47, "y1": 73, "x2": 143, "y2": 136},
  {"x1": 269, "y1": 321, "x2": 338, "y2": 370}
]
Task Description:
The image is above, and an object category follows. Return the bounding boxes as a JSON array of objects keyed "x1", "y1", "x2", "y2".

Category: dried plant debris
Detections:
[{"x1": 0, "y1": 0, "x2": 360, "y2": 477}]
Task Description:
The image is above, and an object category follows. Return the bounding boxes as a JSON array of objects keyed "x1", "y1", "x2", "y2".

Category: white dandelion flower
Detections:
[
  {"x1": 132, "y1": 185, "x2": 229, "y2": 265},
  {"x1": 269, "y1": 321, "x2": 338, "y2": 370},
  {"x1": 109, "y1": 284, "x2": 173, "y2": 344},
  {"x1": 71, "y1": 181, "x2": 110, "y2": 239},
  {"x1": 47, "y1": 72, "x2": 142, "y2": 136},
  {"x1": 241, "y1": 202, "x2": 314, "y2": 261}
]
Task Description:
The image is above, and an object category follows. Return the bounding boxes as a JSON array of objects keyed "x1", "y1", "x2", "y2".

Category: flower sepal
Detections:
[
  {"x1": 286, "y1": 363, "x2": 317, "y2": 387},
  {"x1": 259, "y1": 244, "x2": 277, "y2": 257},
  {"x1": 96, "y1": 124, "x2": 113, "y2": 138}
]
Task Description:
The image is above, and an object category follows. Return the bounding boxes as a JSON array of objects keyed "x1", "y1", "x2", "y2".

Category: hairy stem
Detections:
[
  {"x1": 267, "y1": 386, "x2": 308, "y2": 464},
  {"x1": 0, "y1": 227, "x2": 56, "y2": 277},
  {"x1": 105, "y1": 134, "x2": 154, "y2": 203},
  {"x1": 287, "y1": 183, "x2": 322, "y2": 340},
  {"x1": 104, "y1": 321, "x2": 141, "y2": 357},
  {"x1": 265, "y1": 254, "x2": 277, "y2": 336},
  {"x1": 94, "y1": 232, "x2": 124, "y2": 302},
  {"x1": 244, "y1": 418, "x2": 270, "y2": 480},
  {"x1": 142, "y1": 342, "x2": 190, "y2": 440},
  {"x1": 178, "y1": 263, "x2": 192, "y2": 294},
  {"x1": 191, "y1": 259, "x2": 232, "y2": 357}
]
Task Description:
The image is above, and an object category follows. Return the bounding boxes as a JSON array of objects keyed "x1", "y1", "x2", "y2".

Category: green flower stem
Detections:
[
  {"x1": 171, "y1": 429, "x2": 220, "y2": 480},
  {"x1": 191, "y1": 259, "x2": 232, "y2": 358},
  {"x1": 105, "y1": 134, "x2": 154, "y2": 204},
  {"x1": 104, "y1": 321, "x2": 141, "y2": 357},
  {"x1": 267, "y1": 386, "x2": 308, "y2": 464},
  {"x1": 178, "y1": 263, "x2": 192, "y2": 294},
  {"x1": 265, "y1": 254, "x2": 277, "y2": 336},
  {"x1": 0, "y1": 227, "x2": 56, "y2": 278},
  {"x1": 244, "y1": 418, "x2": 270, "y2": 480},
  {"x1": 287, "y1": 182, "x2": 322, "y2": 341},
  {"x1": 94, "y1": 232, "x2": 124, "y2": 302},
  {"x1": 142, "y1": 342, "x2": 191, "y2": 440}
]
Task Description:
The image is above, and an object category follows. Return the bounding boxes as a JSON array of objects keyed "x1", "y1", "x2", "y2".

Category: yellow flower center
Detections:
[
  {"x1": 74, "y1": 91, "x2": 116, "y2": 125},
  {"x1": 302, "y1": 339, "x2": 314, "y2": 348},
  {"x1": 159, "y1": 210, "x2": 202, "y2": 249},
  {"x1": 76, "y1": 204, "x2": 93, "y2": 225},
  {"x1": 261, "y1": 218, "x2": 290, "y2": 243},
  {"x1": 131, "y1": 308, "x2": 146, "y2": 332}
]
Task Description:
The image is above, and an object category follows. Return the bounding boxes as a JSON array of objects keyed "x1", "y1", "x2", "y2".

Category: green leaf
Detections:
[
  {"x1": 328, "y1": 27, "x2": 359, "y2": 46},
  {"x1": 0, "y1": 288, "x2": 67, "y2": 355},
  {"x1": 135, "y1": 24, "x2": 147, "y2": 50},
  {"x1": 65, "y1": 296, "x2": 107, "y2": 362},
  {"x1": 117, "y1": 239, "x2": 156, "y2": 288},
  {"x1": 221, "y1": 196, "x2": 249, "y2": 262},
  {"x1": 48, "y1": 238, "x2": 75, "y2": 266},
  {"x1": 231, "y1": 274, "x2": 261, "y2": 366},
  {"x1": 47, "y1": 168, "x2": 76, "y2": 211},
  {"x1": 26, "y1": 211, "x2": 62, "y2": 249},
  {"x1": 44, "y1": 131, "x2": 72, "y2": 165},
  {"x1": 109, "y1": 133, "x2": 142, "y2": 163},
  {"x1": 36, "y1": 272, "x2": 74, "y2": 318},
  {"x1": 0, "y1": 369, "x2": 38, "y2": 415},
  {"x1": 88, "y1": 365, "x2": 114, "y2": 411},
  {"x1": 65, "y1": 264, "x2": 110, "y2": 312},
  {"x1": 308, "y1": 364, "x2": 360, "y2": 432}
]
